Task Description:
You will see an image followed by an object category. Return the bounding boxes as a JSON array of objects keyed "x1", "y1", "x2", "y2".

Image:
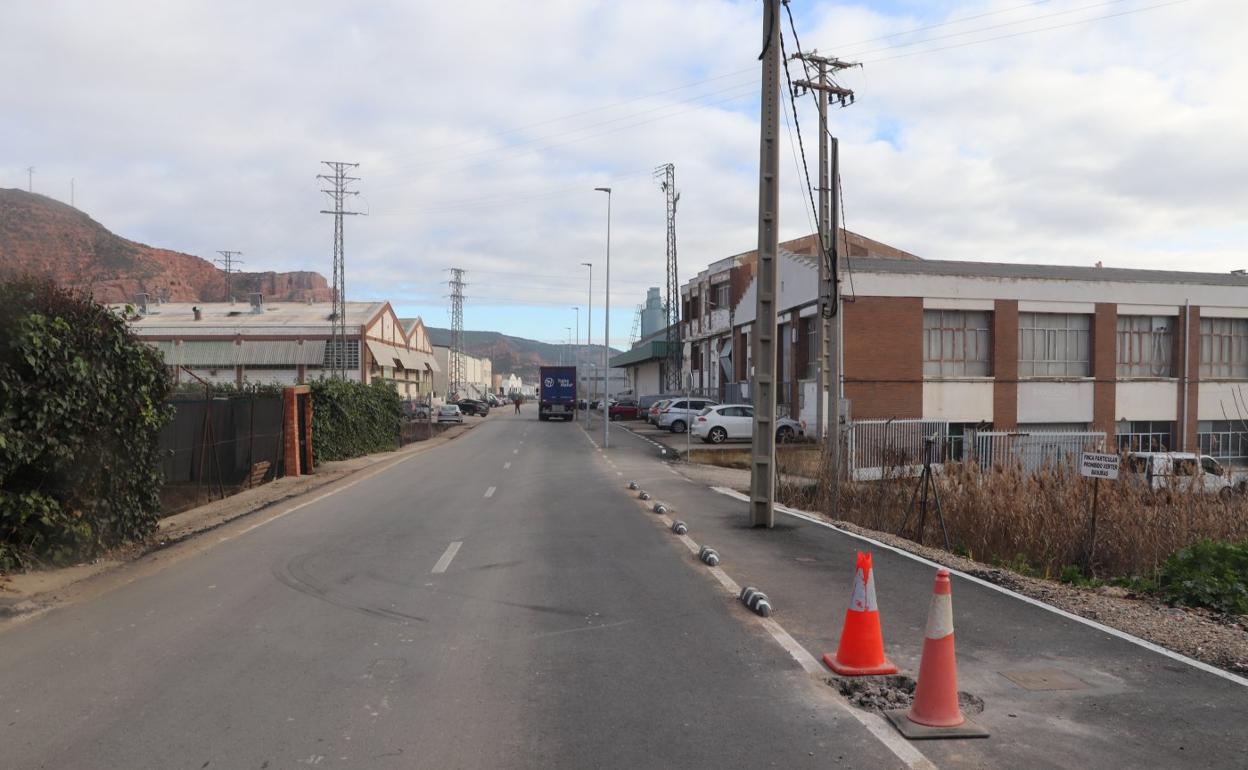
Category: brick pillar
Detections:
[
  {"x1": 303, "y1": 391, "x2": 314, "y2": 472},
  {"x1": 993, "y1": 300, "x2": 1018, "y2": 430},
  {"x1": 282, "y1": 387, "x2": 300, "y2": 476},
  {"x1": 1175, "y1": 305, "x2": 1200, "y2": 450},
  {"x1": 1092, "y1": 303, "x2": 1117, "y2": 437}
]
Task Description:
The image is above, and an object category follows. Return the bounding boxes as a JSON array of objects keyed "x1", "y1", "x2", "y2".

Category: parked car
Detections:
[
  {"x1": 658, "y1": 398, "x2": 719, "y2": 433},
  {"x1": 638, "y1": 393, "x2": 682, "y2": 414},
  {"x1": 436, "y1": 404, "x2": 464, "y2": 424},
  {"x1": 647, "y1": 399, "x2": 673, "y2": 426},
  {"x1": 1126, "y1": 451, "x2": 1237, "y2": 497},
  {"x1": 402, "y1": 401, "x2": 431, "y2": 421},
  {"x1": 609, "y1": 399, "x2": 641, "y2": 421},
  {"x1": 690, "y1": 404, "x2": 806, "y2": 444},
  {"x1": 457, "y1": 398, "x2": 489, "y2": 416}
]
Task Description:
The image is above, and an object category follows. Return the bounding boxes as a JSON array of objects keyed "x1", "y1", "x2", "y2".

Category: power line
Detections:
[
  {"x1": 369, "y1": 81, "x2": 758, "y2": 184},
  {"x1": 847, "y1": 0, "x2": 1130, "y2": 59},
  {"x1": 832, "y1": 0, "x2": 1056, "y2": 51},
  {"x1": 370, "y1": 66, "x2": 758, "y2": 172},
  {"x1": 859, "y1": 0, "x2": 1189, "y2": 64}
]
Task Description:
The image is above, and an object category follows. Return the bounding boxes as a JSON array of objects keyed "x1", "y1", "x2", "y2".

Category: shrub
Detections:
[
  {"x1": 1156, "y1": 539, "x2": 1248, "y2": 615},
  {"x1": 0, "y1": 279, "x2": 172, "y2": 570},
  {"x1": 310, "y1": 378, "x2": 403, "y2": 463}
]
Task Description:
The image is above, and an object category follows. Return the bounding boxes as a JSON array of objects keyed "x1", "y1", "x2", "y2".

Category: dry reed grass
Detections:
[{"x1": 796, "y1": 453, "x2": 1248, "y2": 579}]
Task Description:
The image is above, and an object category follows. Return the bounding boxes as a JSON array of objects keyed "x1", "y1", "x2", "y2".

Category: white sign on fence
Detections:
[{"x1": 1080, "y1": 452, "x2": 1120, "y2": 480}]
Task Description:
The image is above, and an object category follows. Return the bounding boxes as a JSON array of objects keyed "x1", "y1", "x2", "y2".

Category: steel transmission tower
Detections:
[
  {"x1": 447, "y1": 268, "x2": 467, "y2": 398},
  {"x1": 214, "y1": 250, "x2": 243, "y2": 301},
  {"x1": 318, "y1": 161, "x2": 361, "y2": 379},
  {"x1": 655, "y1": 163, "x2": 681, "y2": 390}
]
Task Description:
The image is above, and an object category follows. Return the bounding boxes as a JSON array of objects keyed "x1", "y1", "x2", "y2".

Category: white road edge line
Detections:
[
  {"x1": 484, "y1": 486, "x2": 496, "y2": 499},
  {"x1": 652, "y1": 509, "x2": 935, "y2": 769},
  {"x1": 710, "y1": 486, "x2": 1248, "y2": 690},
  {"x1": 431, "y1": 541, "x2": 463, "y2": 574}
]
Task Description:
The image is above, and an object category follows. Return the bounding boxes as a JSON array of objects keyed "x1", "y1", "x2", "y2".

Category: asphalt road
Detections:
[
  {"x1": 0, "y1": 411, "x2": 911, "y2": 769},
  {"x1": 594, "y1": 415, "x2": 1248, "y2": 769}
]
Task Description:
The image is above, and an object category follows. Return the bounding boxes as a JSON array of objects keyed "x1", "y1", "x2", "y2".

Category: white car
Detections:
[
  {"x1": 436, "y1": 404, "x2": 464, "y2": 424},
  {"x1": 690, "y1": 404, "x2": 805, "y2": 444}
]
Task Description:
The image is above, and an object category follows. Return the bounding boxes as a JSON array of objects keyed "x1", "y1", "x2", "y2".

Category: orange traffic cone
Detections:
[
  {"x1": 886, "y1": 568, "x2": 988, "y2": 739},
  {"x1": 823, "y1": 551, "x2": 898, "y2": 676}
]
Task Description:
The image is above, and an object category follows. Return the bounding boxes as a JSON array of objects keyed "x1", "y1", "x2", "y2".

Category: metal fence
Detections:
[
  {"x1": 847, "y1": 419, "x2": 949, "y2": 481},
  {"x1": 157, "y1": 394, "x2": 286, "y2": 514},
  {"x1": 972, "y1": 430, "x2": 1106, "y2": 473}
]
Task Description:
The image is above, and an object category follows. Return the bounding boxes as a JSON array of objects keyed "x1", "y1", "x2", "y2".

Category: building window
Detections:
[
  {"x1": 1198, "y1": 420, "x2": 1248, "y2": 467},
  {"x1": 1200, "y1": 317, "x2": 1248, "y2": 379},
  {"x1": 805, "y1": 316, "x2": 819, "y2": 380},
  {"x1": 710, "y1": 282, "x2": 730, "y2": 311},
  {"x1": 322, "y1": 339, "x2": 360, "y2": 370},
  {"x1": 690, "y1": 342, "x2": 701, "y2": 370},
  {"x1": 1116, "y1": 420, "x2": 1175, "y2": 453},
  {"x1": 1117, "y1": 315, "x2": 1173, "y2": 377},
  {"x1": 1018, "y1": 312, "x2": 1090, "y2": 377},
  {"x1": 923, "y1": 310, "x2": 991, "y2": 377},
  {"x1": 682, "y1": 296, "x2": 691, "y2": 322}
]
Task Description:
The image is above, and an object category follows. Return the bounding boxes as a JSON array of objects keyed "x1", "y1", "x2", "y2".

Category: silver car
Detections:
[
  {"x1": 657, "y1": 398, "x2": 719, "y2": 433},
  {"x1": 436, "y1": 404, "x2": 464, "y2": 424}
]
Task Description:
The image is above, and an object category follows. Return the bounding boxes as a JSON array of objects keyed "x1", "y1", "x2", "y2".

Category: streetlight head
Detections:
[
  {"x1": 581, "y1": 262, "x2": 592, "y2": 267},
  {"x1": 594, "y1": 187, "x2": 611, "y2": 193}
]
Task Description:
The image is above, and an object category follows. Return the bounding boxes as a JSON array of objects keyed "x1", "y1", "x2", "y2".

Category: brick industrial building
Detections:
[{"x1": 626, "y1": 232, "x2": 1248, "y2": 468}]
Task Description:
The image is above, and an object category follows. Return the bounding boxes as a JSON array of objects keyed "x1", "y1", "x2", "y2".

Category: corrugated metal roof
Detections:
[
  {"x1": 149, "y1": 339, "x2": 326, "y2": 366},
  {"x1": 365, "y1": 340, "x2": 439, "y2": 371},
  {"x1": 849, "y1": 257, "x2": 1248, "y2": 287},
  {"x1": 610, "y1": 340, "x2": 669, "y2": 368},
  {"x1": 113, "y1": 301, "x2": 387, "y2": 330}
]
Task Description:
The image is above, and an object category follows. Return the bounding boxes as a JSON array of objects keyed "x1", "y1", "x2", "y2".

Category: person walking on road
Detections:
[{"x1": 513, "y1": 397, "x2": 522, "y2": 414}]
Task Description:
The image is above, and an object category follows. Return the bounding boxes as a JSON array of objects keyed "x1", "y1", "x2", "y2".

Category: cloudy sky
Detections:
[{"x1": 3, "y1": 0, "x2": 1243, "y2": 346}]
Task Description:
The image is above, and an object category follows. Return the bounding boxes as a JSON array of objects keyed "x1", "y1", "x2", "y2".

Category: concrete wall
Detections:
[
  {"x1": 923, "y1": 381, "x2": 994, "y2": 422},
  {"x1": 1016, "y1": 381, "x2": 1095, "y2": 424}
]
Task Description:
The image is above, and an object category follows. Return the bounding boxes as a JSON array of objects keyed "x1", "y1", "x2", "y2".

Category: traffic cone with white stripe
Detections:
[
  {"x1": 823, "y1": 551, "x2": 898, "y2": 676},
  {"x1": 886, "y1": 568, "x2": 988, "y2": 739}
]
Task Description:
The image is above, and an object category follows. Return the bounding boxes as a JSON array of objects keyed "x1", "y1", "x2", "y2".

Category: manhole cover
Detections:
[{"x1": 999, "y1": 668, "x2": 1088, "y2": 691}]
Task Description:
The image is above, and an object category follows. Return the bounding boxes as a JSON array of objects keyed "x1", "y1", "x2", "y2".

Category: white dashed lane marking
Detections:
[
  {"x1": 484, "y1": 486, "x2": 496, "y2": 499},
  {"x1": 431, "y1": 541, "x2": 463, "y2": 574}
]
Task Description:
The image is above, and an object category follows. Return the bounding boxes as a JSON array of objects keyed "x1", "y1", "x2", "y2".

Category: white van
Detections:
[{"x1": 1126, "y1": 452, "x2": 1235, "y2": 497}]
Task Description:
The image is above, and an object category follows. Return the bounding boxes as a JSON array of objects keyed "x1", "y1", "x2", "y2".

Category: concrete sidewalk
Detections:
[
  {"x1": 596, "y1": 421, "x2": 1248, "y2": 769},
  {"x1": 0, "y1": 418, "x2": 483, "y2": 618}
]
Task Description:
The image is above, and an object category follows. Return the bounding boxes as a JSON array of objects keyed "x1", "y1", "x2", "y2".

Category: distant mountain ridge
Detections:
[
  {"x1": 0, "y1": 188, "x2": 331, "y2": 303},
  {"x1": 425, "y1": 326, "x2": 620, "y2": 382}
]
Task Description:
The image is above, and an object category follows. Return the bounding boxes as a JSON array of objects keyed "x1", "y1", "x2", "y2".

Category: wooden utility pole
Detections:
[
  {"x1": 749, "y1": 0, "x2": 782, "y2": 528},
  {"x1": 794, "y1": 52, "x2": 857, "y2": 514}
]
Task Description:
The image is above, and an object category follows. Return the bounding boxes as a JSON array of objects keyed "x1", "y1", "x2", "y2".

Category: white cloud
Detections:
[{"x1": 3, "y1": 0, "x2": 1246, "y2": 340}]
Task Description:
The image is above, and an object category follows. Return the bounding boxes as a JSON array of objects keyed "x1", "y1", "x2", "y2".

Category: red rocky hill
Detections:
[{"x1": 0, "y1": 188, "x2": 330, "y2": 303}]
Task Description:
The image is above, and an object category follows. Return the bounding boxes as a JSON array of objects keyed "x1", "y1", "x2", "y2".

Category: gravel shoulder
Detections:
[{"x1": 674, "y1": 460, "x2": 1248, "y2": 677}]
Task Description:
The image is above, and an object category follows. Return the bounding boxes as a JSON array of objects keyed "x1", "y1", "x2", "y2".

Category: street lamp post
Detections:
[
  {"x1": 572, "y1": 306, "x2": 580, "y2": 400},
  {"x1": 582, "y1": 262, "x2": 593, "y2": 427},
  {"x1": 594, "y1": 187, "x2": 612, "y2": 448}
]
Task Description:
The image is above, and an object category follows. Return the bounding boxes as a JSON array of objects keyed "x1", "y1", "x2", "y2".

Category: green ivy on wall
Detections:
[{"x1": 0, "y1": 279, "x2": 173, "y2": 570}]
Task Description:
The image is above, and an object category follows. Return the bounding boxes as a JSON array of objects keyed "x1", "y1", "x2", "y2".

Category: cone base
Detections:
[
  {"x1": 885, "y1": 709, "x2": 989, "y2": 740},
  {"x1": 822, "y1": 653, "x2": 899, "y2": 677}
]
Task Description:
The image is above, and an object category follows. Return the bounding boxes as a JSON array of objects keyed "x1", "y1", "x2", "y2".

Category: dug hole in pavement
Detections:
[{"x1": 592, "y1": 419, "x2": 1248, "y2": 770}]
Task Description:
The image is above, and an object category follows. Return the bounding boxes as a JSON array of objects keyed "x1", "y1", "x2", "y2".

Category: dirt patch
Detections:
[{"x1": 830, "y1": 673, "x2": 984, "y2": 714}]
